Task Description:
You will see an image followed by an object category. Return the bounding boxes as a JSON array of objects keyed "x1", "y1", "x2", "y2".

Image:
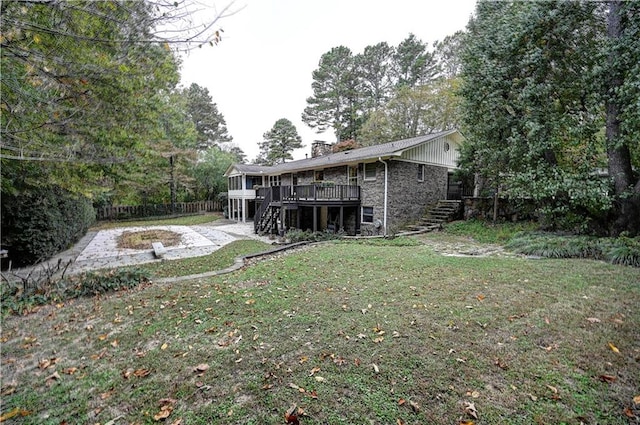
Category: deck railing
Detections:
[{"x1": 256, "y1": 185, "x2": 360, "y2": 203}]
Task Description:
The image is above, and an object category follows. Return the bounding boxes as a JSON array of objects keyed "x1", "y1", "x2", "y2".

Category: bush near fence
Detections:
[
  {"x1": 1, "y1": 185, "x2": 95, "y2": 267},
  {"x1": 96, "y1": 200, "x2": 222, "y2": 221}
]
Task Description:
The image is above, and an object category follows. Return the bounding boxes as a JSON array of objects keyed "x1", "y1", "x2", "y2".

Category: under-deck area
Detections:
[{"x1": 255, "y1": 185, "x2": 361, "y2": 235}]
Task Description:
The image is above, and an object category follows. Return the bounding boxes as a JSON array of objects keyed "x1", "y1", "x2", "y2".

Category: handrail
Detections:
[{"x1": 254, "y1": 188, "x2": 272, "y2": 233}]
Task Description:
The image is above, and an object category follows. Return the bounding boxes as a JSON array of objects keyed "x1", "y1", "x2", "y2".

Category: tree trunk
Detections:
[{"x1": 606, "y1": 0, "x2": 640, "y2": 235}]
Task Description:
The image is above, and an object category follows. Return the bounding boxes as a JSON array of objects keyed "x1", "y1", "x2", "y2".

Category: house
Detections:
[{"x1": 224, "y1": 129, "x2": 465, "y2": 236}]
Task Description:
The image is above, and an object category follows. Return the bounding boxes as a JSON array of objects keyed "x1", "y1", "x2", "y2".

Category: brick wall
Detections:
[{"x1": 360, "y1": 160, "x2": 448, "y2": 233}]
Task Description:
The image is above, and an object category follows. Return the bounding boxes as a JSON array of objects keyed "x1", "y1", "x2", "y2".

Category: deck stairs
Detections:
[
  {"x1": 404, "y1": 200, "x2": 462, "y2": 233},
  {"x1": 255, "y1": 205, "x2": 279, "y2": 235}
]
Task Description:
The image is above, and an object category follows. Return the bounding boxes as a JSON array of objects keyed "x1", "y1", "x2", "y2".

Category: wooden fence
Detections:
[{"x1": 96, "y1": 200, "x2": 222, "y2": 221}]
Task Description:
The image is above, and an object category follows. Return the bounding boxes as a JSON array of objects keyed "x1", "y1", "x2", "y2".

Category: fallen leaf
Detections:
[
  {"x1": 284, "y1": 404, "x2": 299, "y2": 425},
  {"x1": 110, "y1": 339, "x2": 119, "y2": 348},
  {"x1": 623, "y1": 407, "x2": 636, "y2": 419},
  {"x1": 0, "y1": 408, "x2": 31, "y2": 421},
  {"x1": 476, "y1": 294, "x2": 485, "y2": 301},
  {"x1": 38, "y1": 358, "x2": 56, "y2": 370},
  {"x1": 608, "y1": 342, "x2": 620, "y2": 353},
  {"x1": 463, "y1": 401, "x2": 478, "y2": 419},
  {"x1": 333, "y1": 356, "x2": 347, "y2": 366},
  {"x1": 372, "y1": 363, "x2": 380, "y2": 373},
  {"x1": 314, "y1": 376, "x2": 325, "y2": 382},
  {"x1": 586, "y1": 317, "x2": 601, "y2": 323},
  {"x1": 599, "y1": 374, "x2": 617, "y2": 383},
  {"x1": 153, "y1": 405, "x2": 173, "y2": 421},
  {"x1": 494, "y1": 357, "x2": 509, "y2": 370},
  {"x1": 299, "y1": 356, "x2": 308, "y2": 364},
  {"x1": 373, "y1": 336, "x2": 384, "y2": 343},
  {"x1": 100, "y1": 389, "x2": 114, "y2": 400},
  {"x1": 194, "y1": 364, "x2": 209, "y2": 373},
  {"x1": 133, "y1": 368, "x2": 151, "y2": 378},
  {"x1": 161, "y1": 343, "x2": 168, "y2": 350},
  {"x1": 459, "y1": 421, "x2": 475, "y2": 425},
  {"x1": 98, "y1": 334, "x2": 108, "y2": 341},
  {"x1": 529, "y1": 394, "x2": 538, "y2": 401},
  {"x1": 62, "y1": 367, "x2": 78, "y2": 375},
  {"x1": 546, "y1": 385, "x2": 561, "y2": 400},
  {"x1": 309, "y1": 367, "x2": 321, "y2": 376},
  {"x1": 634, "y1": 394, "x2": 640, "y2": 405},
  {"x1": 409, "y1": 400, "x2": 420, "y2": 412},
  {"x1": 397, "y1": 419, "x2": 405, "y2": 425},
  {"x1": 398, "y1": 398, "x2": 406, "y2": 406}
]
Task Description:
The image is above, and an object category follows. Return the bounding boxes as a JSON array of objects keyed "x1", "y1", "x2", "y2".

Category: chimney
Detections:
[{"x1": 311, "y1": 140, "x2": 332, "y2": 158}]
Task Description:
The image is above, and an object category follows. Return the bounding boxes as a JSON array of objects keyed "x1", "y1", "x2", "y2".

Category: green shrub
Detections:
[
  {"x1": 285, "y1": 228, "x2": 343, "y2": 243},
  {"x1": 506, "y1": 232, "x2": 640, "y2": 267},
  {"x1": 1, "y1": 268, "x2": 150, "y2": 316},
  {"x1": 1, "y1": 185, "x2": 95, "y2": 266},
  {"x1": 444, "y1": 219, "x2": 538, "y2": 244}
]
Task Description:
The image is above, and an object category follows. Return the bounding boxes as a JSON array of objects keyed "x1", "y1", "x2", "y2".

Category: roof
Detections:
[{"x1": 225, "y1": 129, "x2": 461, "y2": 176}]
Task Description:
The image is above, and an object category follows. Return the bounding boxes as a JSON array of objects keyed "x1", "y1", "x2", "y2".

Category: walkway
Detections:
[{"x1": 3, "y1": 220, "x2": 275, "y2": 279}]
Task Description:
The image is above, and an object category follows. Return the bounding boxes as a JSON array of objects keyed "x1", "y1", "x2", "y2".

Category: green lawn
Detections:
[
  {"x1": 91, "y1": 213, "x2": 223, "y2": 230},
  {"x1": 1, "y1": 237, "x2": 639, "y2": 424}
]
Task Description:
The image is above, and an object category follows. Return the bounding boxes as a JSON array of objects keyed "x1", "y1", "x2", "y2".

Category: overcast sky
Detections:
[{"x1": 179, "y1": 0, "x2": 477, "y2": 162}]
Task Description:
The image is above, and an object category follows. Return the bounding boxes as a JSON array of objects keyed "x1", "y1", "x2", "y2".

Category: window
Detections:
[
  {"x1": 347, "y1": 166, "x2": 357, "y2": 186},
  {"x1": 229, "y1": 176, "x2": 241, "y2": 190},
  {"x1": 268, "y1": 175, "x2": 281, "y2": 186},
  {"x1": 315, "y1": 170, "x2": 324, "y2": 182},
  {"x1": 417, "y1": 164, "x2": 425, "y2": 182},
  {"x1": 444, "y1": 142, "x2": 450, "y2": 152},
  {"x1": 362, "y1": 206, "x2": 374, "y2": 223},
  {"x1": 364, "y1": 163, "x2": 376, "y2": 181}
]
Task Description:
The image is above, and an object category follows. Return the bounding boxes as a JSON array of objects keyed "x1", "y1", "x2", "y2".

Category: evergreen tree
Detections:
[
  {"x1": 302, "y1": 46, "x2": 362, "y2": 142},
  {"x1": 182, "y1": 83, "x2": 233, "y2": 150},
  {"x1": 258, "y1": 119, "x2": 303, "y2": 165}
]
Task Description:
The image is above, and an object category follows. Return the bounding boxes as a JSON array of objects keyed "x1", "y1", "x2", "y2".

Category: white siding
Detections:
[{"x1": 400, "y1": 133, "x2": 462, "y2": 169}]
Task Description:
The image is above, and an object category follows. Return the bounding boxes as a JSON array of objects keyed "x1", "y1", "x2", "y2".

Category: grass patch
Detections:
[
  {"x1": 126, "y1": 239, "x2": 272, "y2": 279},
  {"x1": 92, "y1": 213, "x2": 222, "y2": 230},
  {"x1": 444, "y1": 219, "x2": 539, "y2": 244},
  {"x1": 2, "y1": 239, "x2": 638, "y2": 424},
  {"x1": 117, "y1": 229, "x2": 182, "y2": 249}
]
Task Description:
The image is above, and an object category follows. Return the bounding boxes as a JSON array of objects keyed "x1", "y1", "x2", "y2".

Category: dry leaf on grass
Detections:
[
  {"x1": 599, "y1": 374, "x2": 617, "y2": 383},
  {"x1": 608, "y1": 342, "x2": 620, "y2": 353},
  {"x1": 153, "y1": 405, "x2": 173, "y2": 421},
  {"x1": 623, "y1": 407, "x2": 636, "y2": 419},
  {"x1": 284, "y1": 404, "x2": 300, "y2": 425},
  {"x1": 0, "y1": 408, "x2": 31, "y2": 421},
  {"x1": 463, "y1": 401, "x2": 478, "y2": 419}
]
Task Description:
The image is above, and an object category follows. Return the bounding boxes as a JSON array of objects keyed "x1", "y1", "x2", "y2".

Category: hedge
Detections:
[{"x1": 1, "y1": 185, "x2": 95, "y2": 267}]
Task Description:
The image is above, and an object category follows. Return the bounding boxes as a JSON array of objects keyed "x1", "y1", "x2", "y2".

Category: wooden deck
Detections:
[{"x1": 257, "y1": 185, "x2": 360, "y2": 206}]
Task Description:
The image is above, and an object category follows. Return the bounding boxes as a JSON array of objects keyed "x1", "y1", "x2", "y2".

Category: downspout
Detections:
[{"x1": 378, "y1": 157, "x2": 388, "y2": 236}]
